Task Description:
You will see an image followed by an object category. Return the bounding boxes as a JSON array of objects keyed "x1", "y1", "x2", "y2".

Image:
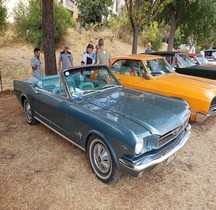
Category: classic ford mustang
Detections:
[
  {"x1": 111, "y1": 54, "x2": 216, "y2": 122},
  {"x1": 146, "y1": 51, "x2": 216, "y2": 80},
  {"x1": 14, "y1": 65, "x2": 191, "y2": 183}
]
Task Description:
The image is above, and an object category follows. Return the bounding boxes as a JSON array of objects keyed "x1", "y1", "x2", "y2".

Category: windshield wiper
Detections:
[
  {"x1": 83, "y1": 90, "x2": 96, "y2": 94},
  {"x1": 152, "y1": 72, "x2": 162, "y2": 76},
  {"x1": 101, "y1": 84, "x2": 117, "y2": 89}
]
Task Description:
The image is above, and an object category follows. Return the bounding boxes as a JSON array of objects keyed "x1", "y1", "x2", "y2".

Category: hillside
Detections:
[{"x1": 0, "y1": 27, "x2": 147, "y2": 90}]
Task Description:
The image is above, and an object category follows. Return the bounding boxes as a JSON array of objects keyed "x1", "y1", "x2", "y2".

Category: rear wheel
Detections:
[
  {"x1": 24, "y1": 99, "x2": 38, "y2": 125},
  {"x1": 87, "y1": 135, "x2": 121, "y2": 184}
]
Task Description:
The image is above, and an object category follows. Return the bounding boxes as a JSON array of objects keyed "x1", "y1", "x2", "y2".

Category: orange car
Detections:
[{"x1": 111, "y1": 54, "x2": 216, "y2": 122}]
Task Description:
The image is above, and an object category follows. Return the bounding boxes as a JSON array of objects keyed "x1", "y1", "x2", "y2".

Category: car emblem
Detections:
[
  {"x1": 75, "y1": 131, "x2": 82, "y2": 139},
  {"x1": 172, "y1": 127, "x2": 180, "y2": 136}
]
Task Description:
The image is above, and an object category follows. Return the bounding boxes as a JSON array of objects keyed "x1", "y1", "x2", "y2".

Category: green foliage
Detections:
[
  {"x1": 107, "y1": 7, "x2": 132, "y2": 36},
  {"x1": 142, "y1": 21, "x2": 162, "y2": 51},
  {"x1": 76, "y1": 0, "x2": 112, "y2": 24},
  {"x1": 14, "y1": 0, "x2": 75, "y2": 48},
  {"x1": 180, "y1": 0, "x2": 216, "y2": 48},
  {"x1": 151, "y1": 31, "x2": 162, "y2": 51},
  {"x1": 0, "y1": 0, "x2": 7, "y2": 32},
  {"x1": 158, "y1": 0, "x2": 216, "y2": 50},
  {"x1": 125, "y1": 0, "x2": 171, "y2": 53}
]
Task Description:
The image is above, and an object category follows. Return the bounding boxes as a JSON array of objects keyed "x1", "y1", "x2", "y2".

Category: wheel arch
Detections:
[
  {"x1": 20, "y1": 94, "x2": 28, "y2": 107},
  {"x1": 85, "y1": 130, "x2": 121, "y2": 169}
]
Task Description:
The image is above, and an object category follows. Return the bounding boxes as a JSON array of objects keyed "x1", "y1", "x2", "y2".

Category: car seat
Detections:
[
  {"x1": 72, "y1": 74, "x2": 85, "y2": 88},
  {"x1": 66, "y1": 76, "x2": 76, "y2": 91},
  {"x1": 79, "y1": 82, "x2": 94, "y2": 90},
  {"x1": 52, "y1": 87, "x2": 61, "y2": 95}
]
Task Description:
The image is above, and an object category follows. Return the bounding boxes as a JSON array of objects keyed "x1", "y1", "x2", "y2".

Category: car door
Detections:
[
  {"x1": 33, "y1": 78, "x2": 72, "y2": 135},
  {"x1": 33, "y1": 79, "x2": 89, "y2": 148},
  {"x1": 111, "y1": 59, "x2": 151, "y2": 90}
]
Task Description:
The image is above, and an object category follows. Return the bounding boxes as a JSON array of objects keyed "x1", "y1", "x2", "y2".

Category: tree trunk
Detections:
[
  {"x1": 42, "y1": 0, "x2": 57, "y2": 75},
  {"x1": 167, "y1": 11, "x2": 177, "y2": 51},
  {"x1": 209, "y1": 41, "x2": 215, "y2": 49},
  {"x1": 132, "y1": 25, "x2": 139, "y2": 54}
]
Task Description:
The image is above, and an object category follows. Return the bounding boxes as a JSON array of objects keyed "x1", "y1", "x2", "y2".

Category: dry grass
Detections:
[
  {"x1": 0, "y1": 27, "x2": 216, "y2": 209},
  {"x1": 0, "y1": 26, "x2": 145, "y2": 91},
  {"x1": 0, "y1": 24, "x2": 18, "y2": 47},
  {"x1": 0, "y1": 94, "x2": 216, "y2": 209}
]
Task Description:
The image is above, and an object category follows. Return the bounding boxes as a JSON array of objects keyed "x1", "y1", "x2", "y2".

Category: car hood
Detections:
[
  {"x1": 203, "y1": 63, "x2": 216, "y2": 67},
  {"x1": 85, "y1": 88, "x2": 189, "y2": 136},
  {"x1": 189, "y1": 65, "x2": 216, "y2": 70},
  {"x1": 158, "y1": 73, "x2": 216, "y2": 90},
  {"x1": 175, "y1": 65, "x2": 216, "y2": 80}
]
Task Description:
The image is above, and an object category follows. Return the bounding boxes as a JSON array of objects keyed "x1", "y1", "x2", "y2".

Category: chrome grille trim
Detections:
[{"x1": 157, "y1": 121, "x2": 188, "y2": 148}]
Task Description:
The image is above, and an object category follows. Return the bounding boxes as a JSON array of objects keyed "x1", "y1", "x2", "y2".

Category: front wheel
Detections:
[
  {"x1": 24, "y1": 99, "x2": 38, "y2": 125},
  {"x1": 87, "y1": 135, "x2": 121, "y2": 184}
]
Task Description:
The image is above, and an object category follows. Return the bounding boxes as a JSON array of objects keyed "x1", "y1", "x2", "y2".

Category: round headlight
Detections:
[{"x1": 135, "y1": 139, "x2": 143, "y2": 155}]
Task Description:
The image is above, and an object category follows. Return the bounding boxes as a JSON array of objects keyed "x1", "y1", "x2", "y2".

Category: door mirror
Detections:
[{"x1": 143, "y1": 72, "x2": 150, "y2": 80}]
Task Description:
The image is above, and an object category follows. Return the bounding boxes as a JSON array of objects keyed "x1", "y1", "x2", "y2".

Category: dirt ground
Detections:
[
  {"x1": 0, "y1": 95, "x2": 215, "y2": 210},
  {"x1": 0, "y1": 28, "x2": 216, "y2": 209}
]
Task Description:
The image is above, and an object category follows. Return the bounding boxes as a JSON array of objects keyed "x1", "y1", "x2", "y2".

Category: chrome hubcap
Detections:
[
  {"x1": 93, "y1": 143, "x2": 111, "y2": 174},
  {"x1": 25, "y1": 101, "x2": 32, "y2": 121}
]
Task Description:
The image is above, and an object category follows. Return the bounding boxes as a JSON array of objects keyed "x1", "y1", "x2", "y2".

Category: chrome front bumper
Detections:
[
  {"x1": 196, "y1": 106, "x2": 216, "y2": 123},
  {"x1": 119, "y1": 125, "x2": 191, "y2": 177}
]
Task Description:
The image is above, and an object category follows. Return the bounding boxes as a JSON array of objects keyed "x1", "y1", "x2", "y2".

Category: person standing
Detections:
[
  {"x1": 31, "y1": 48, "x2": 43, "y2": 78},
  {"x1": 92, "y1": 44, "x2": 99, "y2": 64},
  {"x1": 58, "y1": 44, "x2": 73, "y2": 71},
  {"x1": 145, "y1": 43, "x2": 152, "y2": 53},
  {"x1": 96, "y1": 38, "x2": 111, "y2": 67},
  {"x1": 81, "y1": 44, "x2": 95, "y2": 65}
]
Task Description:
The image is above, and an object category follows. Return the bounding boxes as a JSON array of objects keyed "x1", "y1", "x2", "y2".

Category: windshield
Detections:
[
  {"x1": 146, "y1": 58, "x2": 175, "y2": 77},
  {"x1": 176, "y1": 54, "x2": 195, "y2": 67},
  {"x1": 63, "y1": 65, "x2": 120, "y2": 97},
  {"x1": 196, "y1": 55, "x2": 209, "y2": 65}
]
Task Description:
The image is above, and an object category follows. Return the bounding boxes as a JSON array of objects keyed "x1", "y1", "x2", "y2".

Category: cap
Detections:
[{"x1": 87, "y1": 44, "x2": 94, "y2": 49}]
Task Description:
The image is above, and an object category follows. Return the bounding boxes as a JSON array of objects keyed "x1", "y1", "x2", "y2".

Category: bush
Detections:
[
  {"x1": 141, "y1": 21, "x2": 162, "y2": 51},
  {"x1": 0, "y1": 0, "x2": 7, "y2": 32},
  {"x1": 13, "y1": 0, "x2": 76, "y2": 48},
  {"x1": 107, "y1": 8, "x2": 133, "y2": 43},
  {"x1": 107, "y1": 10, "x2": 163, "y2": 50}
]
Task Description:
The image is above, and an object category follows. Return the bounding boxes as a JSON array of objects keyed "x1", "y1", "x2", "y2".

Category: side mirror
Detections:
[{"x1": 143, "y1": 72, "x2": 150, "y2": 80}]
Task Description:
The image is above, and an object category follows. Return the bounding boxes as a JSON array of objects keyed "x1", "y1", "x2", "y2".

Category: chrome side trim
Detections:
[
  {"x1": 34, "y1": 116, "x2": 85, "y2": 151},
  {"x1": 119, "y1": 130, "x2": 190, "y2": 172}
]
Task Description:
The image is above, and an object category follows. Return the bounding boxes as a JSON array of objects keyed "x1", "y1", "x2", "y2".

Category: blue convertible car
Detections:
[{"x1": 13, "y1": 65, "x2": 191, "y2": 183}]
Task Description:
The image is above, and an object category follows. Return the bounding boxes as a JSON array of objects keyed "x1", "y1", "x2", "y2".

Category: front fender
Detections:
[{"x1": 84, "y1": 129, "x2": 137, "y2": 170}]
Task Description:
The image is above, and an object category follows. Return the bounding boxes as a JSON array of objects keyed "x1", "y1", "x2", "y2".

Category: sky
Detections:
[{"x1": 4, "y1": 0, "x2": 24, "y2": 22}]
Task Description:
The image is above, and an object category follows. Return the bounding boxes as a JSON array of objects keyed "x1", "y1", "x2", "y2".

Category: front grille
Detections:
[{"x1": 157, "y1": 121, "x2": 188, "y2": 148}]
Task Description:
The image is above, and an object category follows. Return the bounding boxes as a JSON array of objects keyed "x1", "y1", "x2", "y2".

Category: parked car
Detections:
[
  {"x1": 13, "y1": 65, "x2": 191, "y2": 184},
  {"x1": 203, "y1": 49, "x2": 216, "y2": 63},
  {"x1": 111, "y1": 54, "x2": 216, "y2": 122},
  {"x1": 188, "y1": 53, "x2": 216, "y2": 67},
  {"x1": 146, "y1": 51, "x2": 216, "y2": 80}
]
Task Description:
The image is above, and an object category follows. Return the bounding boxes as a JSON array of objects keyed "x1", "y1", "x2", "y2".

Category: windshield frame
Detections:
[
  {"x1": 144, "y1": 58, "x2": 175, "y2": 77},
  {"x1": 196, "y1": 55, "x2": 209, "y2": 65},
  {"x1": 176, "y1": 54, "x2": 196, "y2": 67},
  {"x1": 62, "y1": 65, "x2": 121, "y2": 98}
]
